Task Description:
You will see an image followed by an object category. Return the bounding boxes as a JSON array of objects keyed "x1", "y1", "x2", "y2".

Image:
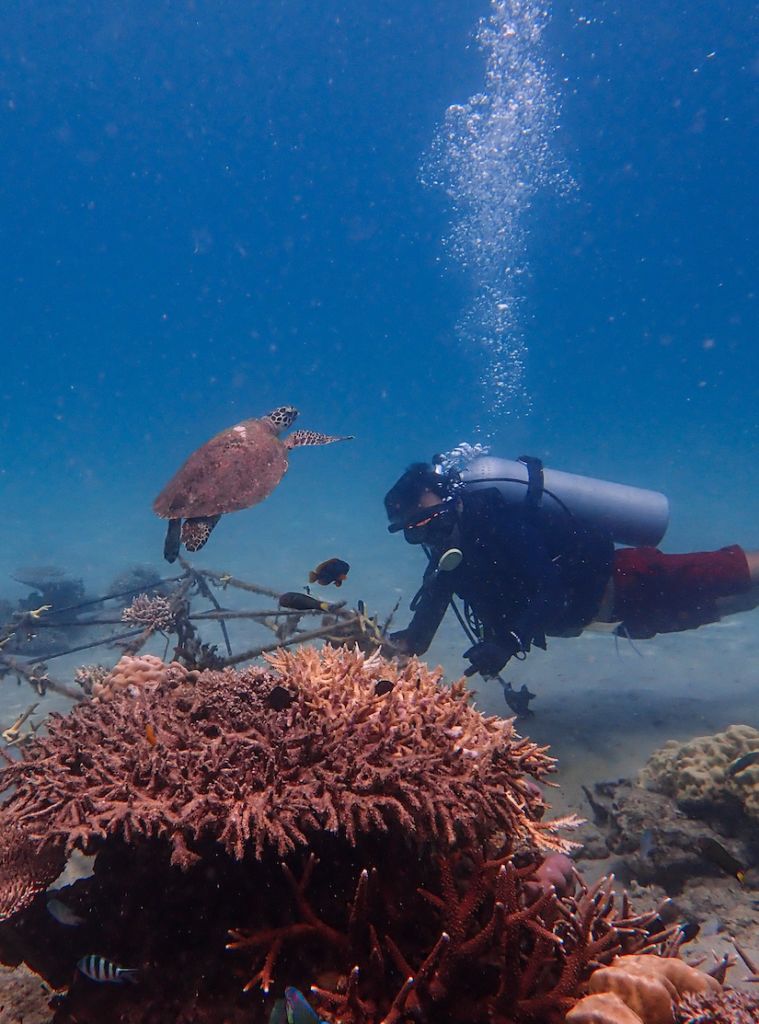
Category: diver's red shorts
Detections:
[{"x1": 611, "y1": 544, "x2": 751, "y2": 638}]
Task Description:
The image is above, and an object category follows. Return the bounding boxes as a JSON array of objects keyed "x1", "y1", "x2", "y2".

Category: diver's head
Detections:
[{"x1": 384, "y1": 462, "x2": 460, "y2": 545}]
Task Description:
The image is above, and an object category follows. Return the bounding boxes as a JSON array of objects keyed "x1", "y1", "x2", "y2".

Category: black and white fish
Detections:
[{"x1": 76, "y1": 955, "x2": 138, "y2": 984}]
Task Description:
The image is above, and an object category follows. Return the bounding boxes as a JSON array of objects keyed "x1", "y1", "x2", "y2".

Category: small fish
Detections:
[
  {"x1": 726, "y1": 750, "x2": 759, "y2": 777},
  {"x1": 308, "y1": 558, "x2": 350, "y2": 587},
  {"x1": 76, "y1": 954, "x2": 138, "y2": 984},
  {"x1": 374, "y1": 679, "x2": 394, "y2": 697},
  {"x1": 678, "y1": 920, "x2": 701, "y2": 943},
  {"x1": 697, "y1": 837, "x2": 746, "y2": 883},
  {"x1": 279, "y1": 592, "x2": 331, "y2": 612},
  {"x1": 145, "y1": 723, "x2": 157, "y2": 746},
  {"x1": 266, "y1": 685, "x2": 294, "y2": 711},
  {"x1": 284, "y1": 987, "x2": 325, "y2": 1024},
  {"x1": 46, "y1": 897, "x2": 85, "y2": 927}
]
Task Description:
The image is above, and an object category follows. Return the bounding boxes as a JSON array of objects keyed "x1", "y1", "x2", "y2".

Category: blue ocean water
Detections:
[{"x1": 1, "y1": 0, "x2": 758, "y2": 756}]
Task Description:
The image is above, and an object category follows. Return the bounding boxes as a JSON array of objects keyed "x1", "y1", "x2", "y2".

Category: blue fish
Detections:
[
  {"x1": 284, "y1": 987, "x2": 326, "y2": 1024},
  {"x1": 76, "y1": 955, "x2": 138, "y2": 984}
]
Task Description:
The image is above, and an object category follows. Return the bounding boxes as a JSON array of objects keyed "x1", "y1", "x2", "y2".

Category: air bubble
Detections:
[{"x1": 421, "y1": 1, "x2": 572, "y2": 428}]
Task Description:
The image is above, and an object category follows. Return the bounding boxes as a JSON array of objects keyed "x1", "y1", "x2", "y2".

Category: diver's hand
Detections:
[
  {"x1": 463, "y1": 639, "x2": 519, "y2": 678},
  {"x1": 381, "y1": 626, "x2": 417, "y2": 659}
]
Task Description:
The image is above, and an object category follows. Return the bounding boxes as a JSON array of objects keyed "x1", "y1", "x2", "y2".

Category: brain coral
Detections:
[
  {"x1": 91, "y1": 652, "x2": 194, "y2": 701},
  {"x1": 638, "y1": 724, "x2": 759, "y2": 823},
  {"x1": 0, "y1": 646, "x2": 572, "y2": 919}
]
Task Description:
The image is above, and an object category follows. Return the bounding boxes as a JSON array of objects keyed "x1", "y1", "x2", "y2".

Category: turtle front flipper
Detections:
[
  {"x1": 181, "y1": 515, "x2": 222, "y2": 553},
  {"x1": 285, "y1": 430, "x2": 354, "y2": 449},
  {"x1": 163, "y1": 519, "x2": 182, "y2": 563}
]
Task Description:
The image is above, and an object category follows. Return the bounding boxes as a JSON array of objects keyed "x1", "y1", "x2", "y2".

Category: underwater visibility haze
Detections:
[{"x1": 1, "y1": 1, "x2": 759, "y2": 1021}]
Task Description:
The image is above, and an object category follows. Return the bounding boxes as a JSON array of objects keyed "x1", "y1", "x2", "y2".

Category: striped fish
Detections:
[{"x1": 76, "y1": 955, "x2": 138, "y2": 984}]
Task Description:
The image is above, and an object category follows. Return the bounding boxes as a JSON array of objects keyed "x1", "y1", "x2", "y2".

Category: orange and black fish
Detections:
[
  {"x1": 309, "y1": 558, "x2": 350, "y2": 587},
  {"x1": 697, "y1": 837, "x2": 746, "y2": 883},
  {"x1": 278, "y1": 592, "x2": 332, "y2": 612}
]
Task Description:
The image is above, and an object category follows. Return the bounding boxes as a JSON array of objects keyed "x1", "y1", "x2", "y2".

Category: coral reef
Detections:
[
  {"x1": 89, "y1": 653, "x2": 193, "y2": 702},
  {"x1": 639, "y1": 724, "x2": 759, "y2": 828},
  {"x1": 72, "y1": 664, "x2": 108, "y2": 697},
  {"x1": 580, "y1": 778, "x2": 755, "y2": 893},
  {"x1": 0, "y1": 646, "x2": 673, "y2": 1023},
  {"x1": 120, "y1": 593, "x2": 175, "y2": 632},
  {"x1": 566, "y1": 953, "x2": 720, "y2": 1023},
  {"x1": 225, "y1": 848, "x2": 659, "y2": 1023},
  {"x1": 0, "y1": 646, "x2": 574, "y2": 897},
  {"x1": 0, "y1": 825, "x2": 64, "y2": 923},
  {"x1": 675, "y1": 988, "x2": 759, "y2": 1023}
]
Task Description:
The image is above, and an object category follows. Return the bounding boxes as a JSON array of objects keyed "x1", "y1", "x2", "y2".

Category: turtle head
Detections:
[{"x1": 265, "y1": 406, "x2": 299, "y2": 434}]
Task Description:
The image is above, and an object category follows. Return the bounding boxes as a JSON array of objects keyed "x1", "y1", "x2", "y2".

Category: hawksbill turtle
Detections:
[{"x1": 153, "y1": 406, "x2": 352, "y2": 562}]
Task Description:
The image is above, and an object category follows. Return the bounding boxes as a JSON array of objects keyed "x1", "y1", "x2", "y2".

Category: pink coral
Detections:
[
  {"x1": 675, "y1": 988, "x2": 759, "y2": 1023},
  {"x1": 0, "y1": 647, "x2": 576, "y2": 917}
]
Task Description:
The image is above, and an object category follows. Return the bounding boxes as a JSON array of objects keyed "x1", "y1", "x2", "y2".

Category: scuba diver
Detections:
[{"x1": 384, "y1": 456, "x2": 759, "y2": 681}]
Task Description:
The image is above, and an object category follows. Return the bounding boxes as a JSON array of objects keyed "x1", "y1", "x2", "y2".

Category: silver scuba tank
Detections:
[{"x1": 459, "y1": 456, "x2": 669, "y2": 547}]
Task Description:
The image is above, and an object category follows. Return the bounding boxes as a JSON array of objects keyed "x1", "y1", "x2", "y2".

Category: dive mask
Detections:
[{"x1": 388, "y1": 499, "x2": 457, "y2": 545}]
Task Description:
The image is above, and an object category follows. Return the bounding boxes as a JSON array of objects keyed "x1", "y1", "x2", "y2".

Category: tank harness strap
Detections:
[
  {"x1": 410, "y1": 543, "x2": 438, "y2": 611},
  {"x1": 517, "y1": 455, "x2": 544, "y2": 509}
]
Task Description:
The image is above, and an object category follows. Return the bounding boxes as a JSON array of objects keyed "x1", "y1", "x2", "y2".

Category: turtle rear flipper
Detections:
[
  {"x1": 286, "y1": 430, "x2": 354, "y2": 449},
  {"x1": 181, "y1": 515, "x2": 222, "y2": 553},
  {"x1": 163, "y1": 519, "x2": 182, "y2": 563}
]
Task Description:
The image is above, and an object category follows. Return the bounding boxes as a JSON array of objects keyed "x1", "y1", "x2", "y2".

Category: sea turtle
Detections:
[{"x1": 153, "y1": 406, "x2": 352, "y2": 562}]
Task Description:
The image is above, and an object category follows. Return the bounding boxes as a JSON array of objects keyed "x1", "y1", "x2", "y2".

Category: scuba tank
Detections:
[{"x1": 459, "y1": 456, "x2": 669, "y2": 547}]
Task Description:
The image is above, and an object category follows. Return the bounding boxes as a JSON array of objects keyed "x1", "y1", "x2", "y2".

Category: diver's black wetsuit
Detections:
[{"x1": 400, "y1": 488, "x2": 615, "y2": 657}]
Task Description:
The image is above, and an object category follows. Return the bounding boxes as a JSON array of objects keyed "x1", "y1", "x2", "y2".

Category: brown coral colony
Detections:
[
  {"x1": 0, "y1": 647, "x2": 566, "y2": 876},
  {"x1": 0, "y1": 646, "x2": 744, "y2": 1023}
]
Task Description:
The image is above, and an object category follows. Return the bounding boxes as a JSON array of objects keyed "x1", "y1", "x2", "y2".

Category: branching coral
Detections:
[
  {"x1": 675, "y1": 988, "x2": 759, "y2": 1023},
  {"x1": 227, "y1": 845, "x2": 662, "y2": 1023},
  {"x1": 0, "y1": 823, "x2": 64, "y2": 922},
  {"x1": 0, "y1": 647, "x2": 575, "y2": 920},
  {"x1": 120, "y1": 592, "x2": 175, "y2": 632},
  {"x1": 73, "y1": 663, "x2": 108, "y2": 696}
]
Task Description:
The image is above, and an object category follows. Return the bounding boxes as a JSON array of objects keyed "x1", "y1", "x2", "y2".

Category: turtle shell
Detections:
[{"x1": 153, "y1": 417, "x2": 288, "y2": 519}]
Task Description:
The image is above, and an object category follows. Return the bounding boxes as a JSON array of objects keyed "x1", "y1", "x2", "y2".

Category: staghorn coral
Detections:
[
  {"x1": 90, "y1": 652, "x2": 192, "y2": 701},
  {"x1": 120, "y1": 592, "x2": 175, "y2": 631},
  {"x1": 0, "y1": 823, "x2": 64, "y2": 923},
  {"x1": 675, "y1": 988, "x2": 759, "y2": 1023},
  {"x1": 226, "y1": 845, "x2": 659, "y2": 1023},
  {"x1": 0, "y1": 645, "x2": 686, "y2": 1024},
  {"x1": 0, "y1": 647, "x2": 575, "y2": 913}
]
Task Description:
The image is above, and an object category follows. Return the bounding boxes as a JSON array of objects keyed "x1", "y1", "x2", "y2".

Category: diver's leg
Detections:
[
  {"x1": 609, "y1": 544, "x2": 756, "y2": 637},
  {"x1": 743, "y1": 550, "x2": 759, "y2": 584}
]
